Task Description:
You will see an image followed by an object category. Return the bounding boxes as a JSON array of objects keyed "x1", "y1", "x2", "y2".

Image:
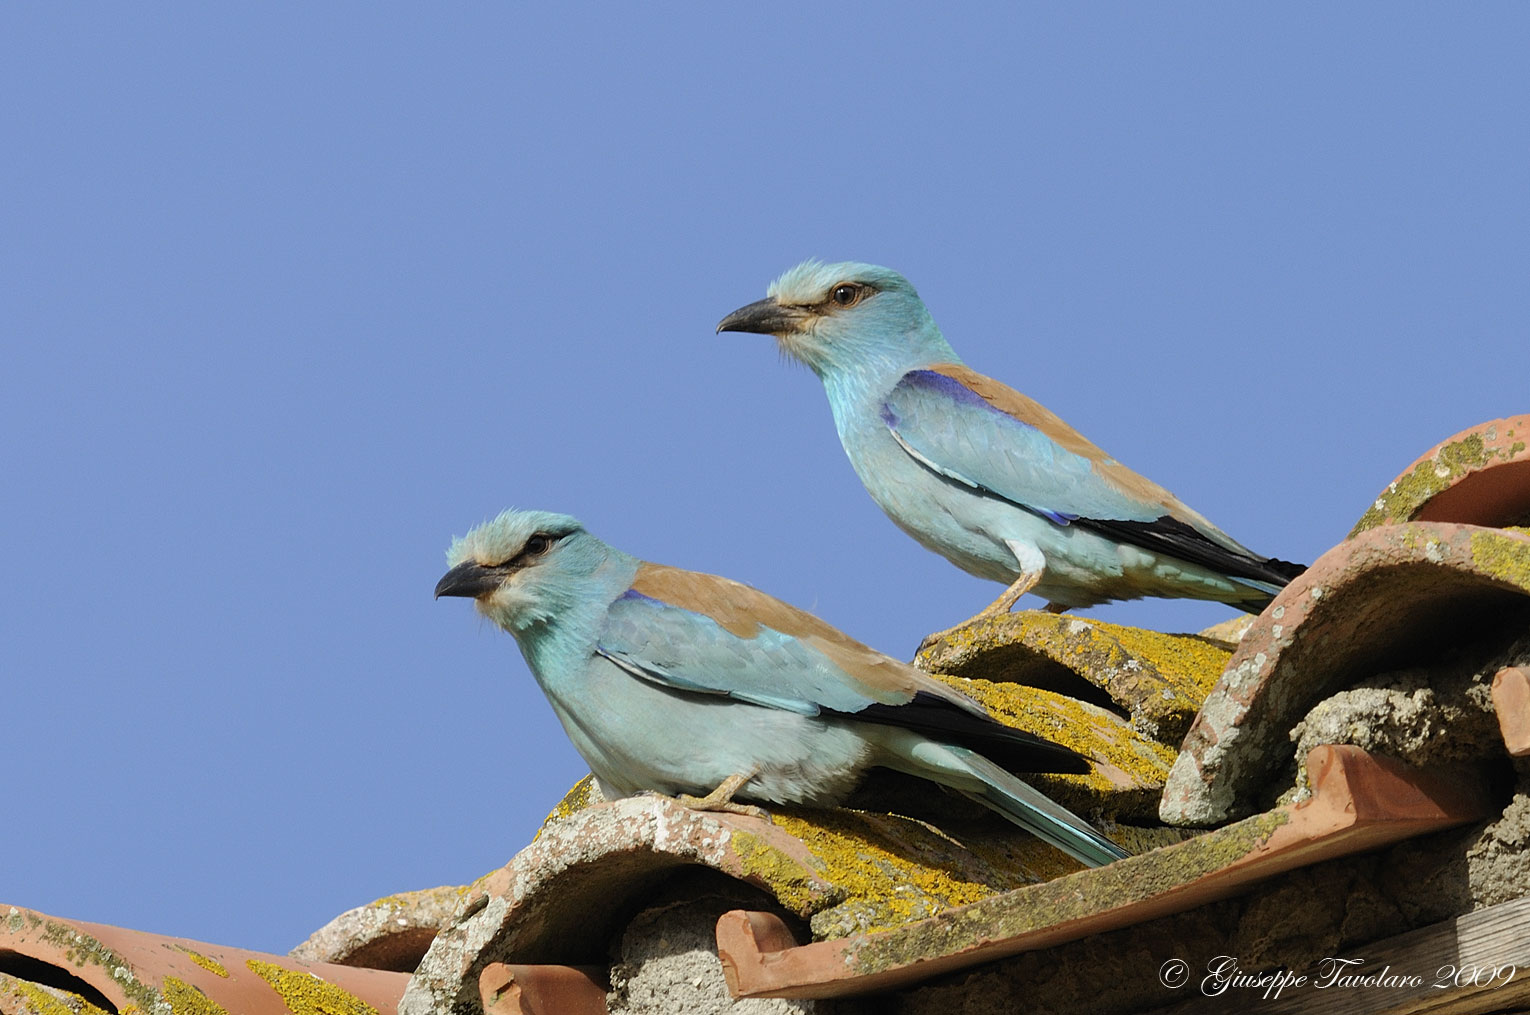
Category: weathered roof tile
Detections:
[
  {"x1": 1162, "y1": 522, "x2": 1530, "y2": 826},
  {"x1": 1350, "y1": 414, "x2": 1530, "y2": 534},
  {"x1": 0, "y1": 906, "x2": 409, "y2": 1015},
  {"x1": 918, "y1": 612, "x2": 1233, "y2": 745}
]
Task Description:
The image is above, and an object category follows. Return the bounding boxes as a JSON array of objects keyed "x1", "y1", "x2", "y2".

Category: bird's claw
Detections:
[
  {"x1": 915, "y1": 568, "x2": 1048, "y2": 658},
  {"x1": 676, "y1": 795, "x2": 771, "y2": 820},
  {"x1": 672, "y1": 771, "x2": 769, "y2": 819}
]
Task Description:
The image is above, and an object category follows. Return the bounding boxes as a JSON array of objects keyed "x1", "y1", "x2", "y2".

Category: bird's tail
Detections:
[{"x1": 870, "y1": 729, "x2": 1129, "y2": 868}]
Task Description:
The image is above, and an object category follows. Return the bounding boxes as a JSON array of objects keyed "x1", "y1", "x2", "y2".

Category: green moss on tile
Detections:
[
  {"x1": 848, "y1": 808, "x2": 1291, "y2": 975},
  {"x1": 245, "y1": 960, "x2": 378, "y2": 1015},
  {"x1": 1351, "y1": 432, "x2": 1499, "y2": 536},
  {"x1": 161, "y1": 977, "x2": 230, "y2": 1015},
  {"x1": 729, "y1": 801, "x2": 1095, "y2": 937},
  {"x1": 764, "y1": 809, "x2": 1047, "y2": 937},
  {"x1": 37, "y1": 919, "x2": 159, "y2": 1011},
  {"x1": 173, "y1": 947, "x2": 228, "y2": 979}
]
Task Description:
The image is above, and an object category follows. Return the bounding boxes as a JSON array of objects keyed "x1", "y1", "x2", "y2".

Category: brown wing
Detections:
[{"x1": 631, "y1": 562, "x2": 930, "y2": 701}]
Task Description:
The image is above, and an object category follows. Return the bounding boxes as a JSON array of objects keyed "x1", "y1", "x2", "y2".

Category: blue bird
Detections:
[
  {"x1": 435, "y1": 509, "x2": 1129, "y2": 867},
  {"x1": 718, "y1": 261, "x2": 1303, "y2": 644}
]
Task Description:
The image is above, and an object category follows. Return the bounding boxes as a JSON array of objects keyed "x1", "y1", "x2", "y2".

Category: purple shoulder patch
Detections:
[
  {"x1": 617, "y1": 588, "x2": 661, "y2": 605},
  {"x1": 900, "y1": 369, "x2": 1036, "y2": 430},
  {"x1": 902, "y1": 368, "x2": 988, "y2": 406}
]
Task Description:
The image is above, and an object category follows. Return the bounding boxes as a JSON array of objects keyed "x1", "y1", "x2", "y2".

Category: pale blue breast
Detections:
[{"x1": 542, "y1": 653, "x2": 875, "y2": 805}]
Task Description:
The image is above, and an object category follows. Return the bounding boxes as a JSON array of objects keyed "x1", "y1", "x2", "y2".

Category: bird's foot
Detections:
[
  {"x1": 915, "y1": 568, "x2": 1044, "y2": 657},
  {"x1": 674, "y1": 772, "x2": 770, "y2": 820},
  {"x1": 915, "y1": 619, "x2": 978, "y2": 657}
]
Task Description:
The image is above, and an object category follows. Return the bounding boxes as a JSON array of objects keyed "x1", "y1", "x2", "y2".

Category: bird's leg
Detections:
[
  {"x1": 917, "y1": 541, "x2": 1047, "y2": 655},
  {"x1": 917, "y1": 568, "x2": 1042, "y2": 654},
  {"x1": 675, "y1": 770, "x2": 769, "y2": 819},
  {"x1": 1043, "y1": 601, "x2": 1069, "y2": 614}
]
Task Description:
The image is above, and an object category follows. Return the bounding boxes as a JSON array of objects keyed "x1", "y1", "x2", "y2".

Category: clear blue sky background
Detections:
[{"x1": 4, "y1": 6, "x2": 1526, "y2": 955}]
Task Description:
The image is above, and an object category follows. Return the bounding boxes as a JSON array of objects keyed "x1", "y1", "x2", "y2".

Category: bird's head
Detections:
[
  {"x1": 716, "y1": 260, "x2": 953, "y2": 377},
  {"x1": 435, "y1": 509, "x2": 604, "y2": 634}
]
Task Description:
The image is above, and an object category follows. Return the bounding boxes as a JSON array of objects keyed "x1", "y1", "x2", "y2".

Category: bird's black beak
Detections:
[
  {"x1": 716, "y1": 297, "x2": 811, "y2": 336},
  {"x1": 434, "y1": 560, "x2": 504, "y2": 599}
]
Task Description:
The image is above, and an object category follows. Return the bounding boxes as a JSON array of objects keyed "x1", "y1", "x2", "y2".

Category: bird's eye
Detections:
[
  {"x1": 830, "y1": 284, "x2": 862, "y2": 307},
  {"x1": 524, "y1": 534, "x2": 554, "y2": 557}
]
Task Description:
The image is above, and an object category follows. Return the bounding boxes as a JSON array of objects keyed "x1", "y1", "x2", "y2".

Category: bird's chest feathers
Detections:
[{"x1": 826, "y1": 384, "x2": 1035, "y2": 582}]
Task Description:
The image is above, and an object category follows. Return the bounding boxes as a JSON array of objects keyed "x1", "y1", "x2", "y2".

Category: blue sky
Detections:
[{"x1": 4, "y1": 5, "x2": 1526, "y2": 955}]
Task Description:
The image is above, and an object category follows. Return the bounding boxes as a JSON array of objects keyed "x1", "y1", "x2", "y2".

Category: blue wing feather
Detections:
[
  {"x1": 883, "y1": 370, "x2": 1304, "y2": 589},
  {"x1": 597, "y1": 588, "x2": 1094, "y2": 775},
  {"x1": 595, "y1": 590, "x2": 887, "y2": 716},
  {"x1": 882, "y1": 370, "x2": 1159, "y2": 524}
]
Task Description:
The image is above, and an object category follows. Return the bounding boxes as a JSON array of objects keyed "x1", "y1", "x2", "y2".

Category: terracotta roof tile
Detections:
[
  {"x1": 1161, "y1": 521, "x2": 1530, "y2": 826},
  {"x1": 1351, "y1": 414, "x2": 1530, "y2": 534},
  {"x1": 714, "y1": 746, "x2": 1494, "y2": 1000},
  {"x1": 1493, "y1": 665, "x2": 1530, "y2": 757},
  {"x1": 918, "y1": 612, "x2": 1233, "y2": 744},
  {"x1": 0, "y1": 906, "x2": 409, "y2": 1015},
  {"x1": 292, "y1": 885, "x2": 470, "y2": 973}
]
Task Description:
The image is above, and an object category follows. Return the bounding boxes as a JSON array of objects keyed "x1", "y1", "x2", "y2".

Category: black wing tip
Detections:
[
  {"x1": 1082, "y1": 514, "x2": 1307, "y2": 590},
  {"x1": 1262, "y1": 556, "x2": 1308, "y2": 582},
  {"x1": 1029, "y1": 747, "x2": 1093, "y2": 775},
  {"x1": 846, "y1": 691, "x2": 1095, "y2": 776}
]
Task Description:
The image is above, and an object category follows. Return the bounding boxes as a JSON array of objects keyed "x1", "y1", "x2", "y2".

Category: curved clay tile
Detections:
[
  {"x1": 292, "y1": 884, "x2": 469, "y2": 973},
  {"x1": 918, "y1": 612, "x2": 1233, "y2": 744},
  {"x1": 397, "y1": 788, "x2": 1123, "y2": 1015},
  {"x1": 397, "y1": 797, "x2": 826, "y2": 1014},
  {"x1": 1350, "y1": 415, "x2": 1530, "y2": 534},
  {"x1": 2, "y1": 971, "x2": 111, "y2": 1015},
  {"x1": 915, "y1": 669, "x2": 1178, "y2": 822},
  {"x1": 1161, "y1": 522, "x2": 1530, "y2": 826},
  {"x1": 715, "y1": 745, "x2": 1495, "y2": 1001},
  {"x1": 1494, "y1": 665, "x2": 1530, "y2": 757},
  {"x1": 0, "y1": 906, "x2": 409, "y2": 1014}
]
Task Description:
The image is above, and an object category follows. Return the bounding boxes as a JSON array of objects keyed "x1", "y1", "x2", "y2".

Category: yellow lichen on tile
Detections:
[
  {"x1": 1, "y1": 978, "x2": 115, "y2": 1015},
  {"x1": 173, "y1": 947, "x2": 229, "y2": 979},
  {"x1": 245, "y1": 960, "x2": 378, "y2": 1015},
  {"x1": 728, "y1": 827, "x2": 844, "y2": 916},
  {"x1": 918, "y1": 611, "x2": 1232, "y2": 744},
  {"x1": 1350, "y1": 432, "x2": 1496, "y2": 536},
  {"x1": 1086, "y1": 619, "x2": 1231, "y2": 703},
  {"x1": 160, "y1": 977, "x2": 230, "y2": 1015},
  {"x1": 850, "y1": 808, "x2": 1290, "y2": 975},
  {"x1": 1471, "y1": 529, "x2": 1530, "y2": 591},
  {"x1": 931, "y1": 674, "x2": 1178, "y2": 795},
  {"x1": 535, "y1": 774, "x2": 597, "y2": 838},
  {"x1": 762, "y1": 808, "x2": 1063, "y2": 937},
  {"x1": 362, "y1": 884, "x2": 472, "y2": 913}
]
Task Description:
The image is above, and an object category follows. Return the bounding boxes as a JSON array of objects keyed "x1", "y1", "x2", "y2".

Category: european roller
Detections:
[
  {"x1": 435, "y1": 509, "x2": 1129, "y2": 867},
  {"x1": 718, "y1": 261, "x2": 1304, "y2": 642}
]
